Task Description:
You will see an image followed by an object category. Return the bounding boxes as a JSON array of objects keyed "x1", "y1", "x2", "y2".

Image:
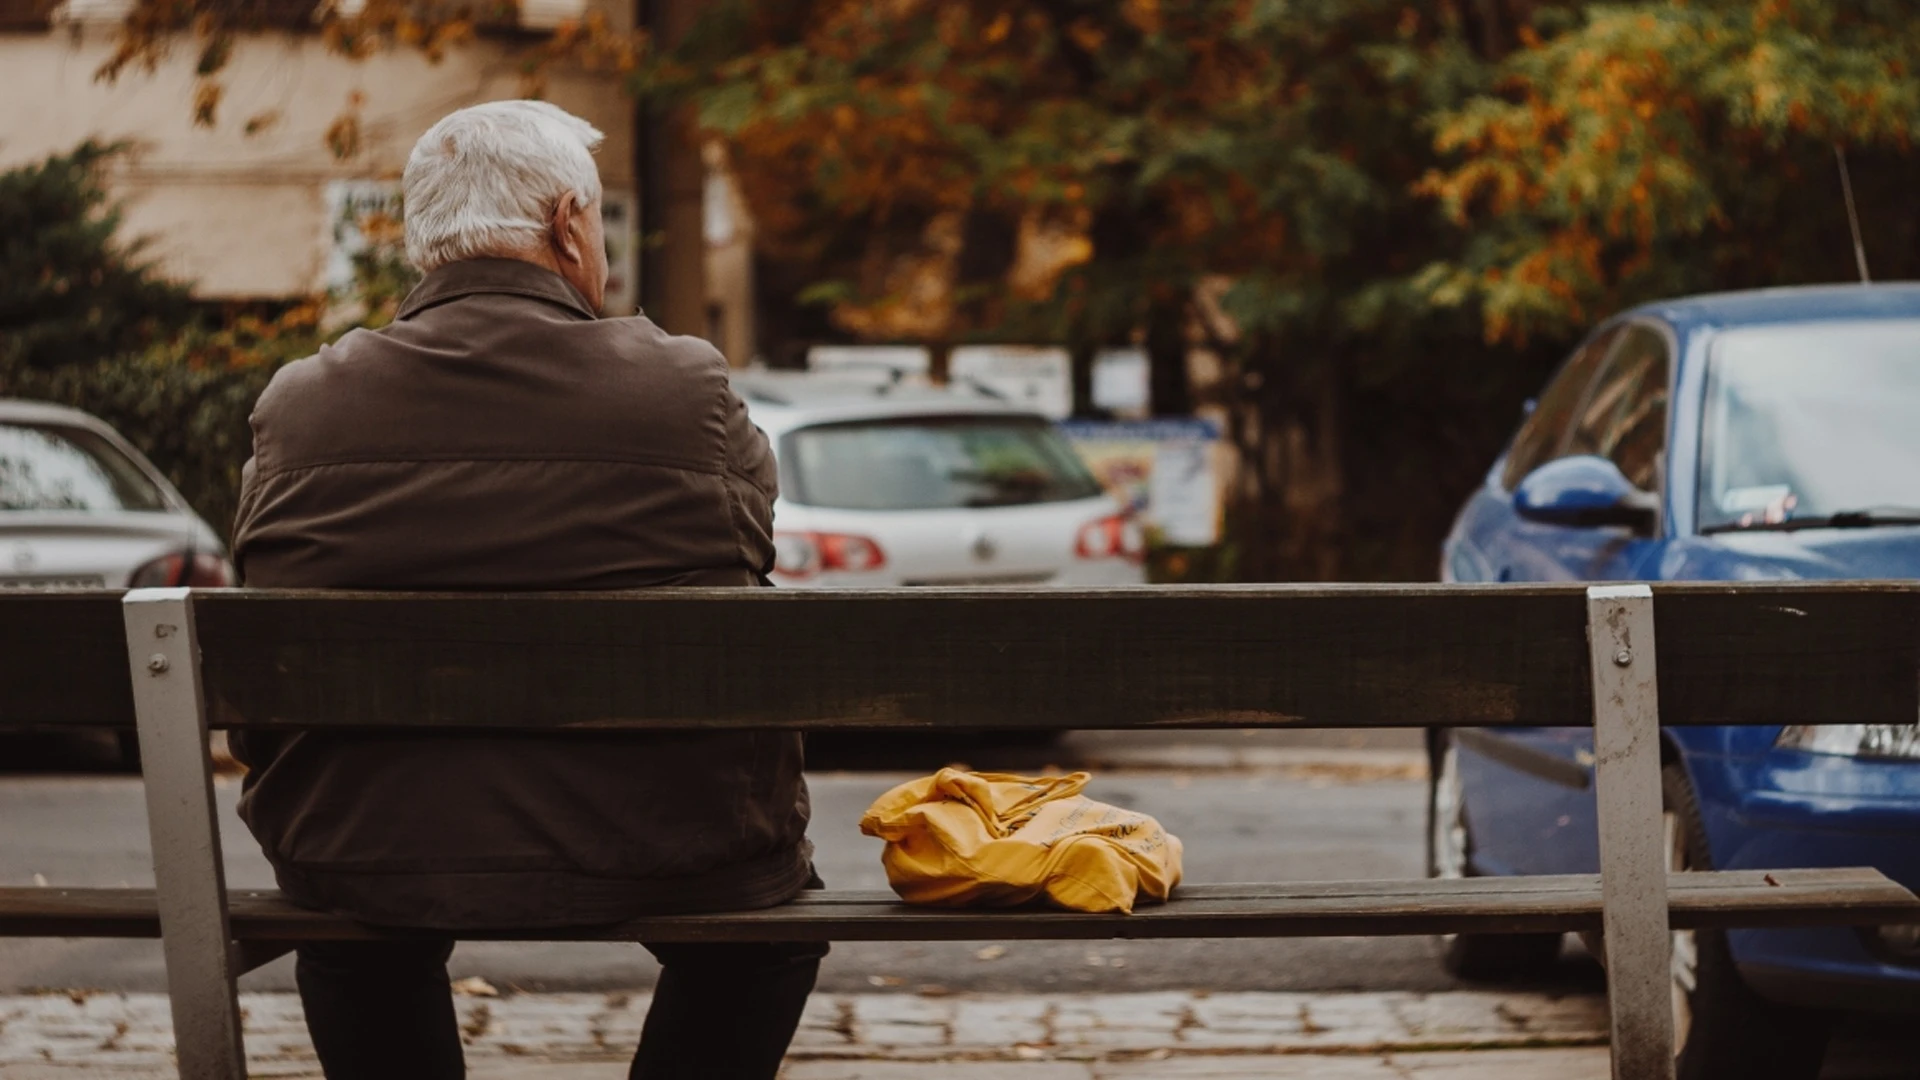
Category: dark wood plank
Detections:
[
  {"x1": 188, "y1": 583, "x2": 1920, "y2": 733},
  {"x1": 194, "y1": 585, "x2": 1598, "y2": 732},
  {"x1": 1657, "y1": 584, "x2": 1920, "y2": 730},
  {"x1": 8, "y1": 870, "x2": 1912, "y2": 942},
  {"x1": 0, "y1": 592, "x2": 133, "y2": 730},
  {"x1": 11, "y1": 583, "x2": 1915, "y2": 734}
]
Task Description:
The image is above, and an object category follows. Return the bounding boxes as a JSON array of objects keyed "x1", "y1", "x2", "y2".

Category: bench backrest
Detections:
[
  {"x1": 5, "y1": 582, "x2": 1916, "y2": 734},
  {"x1": 4, "y1": 581, "x2": 1915, "y2": 1080}
]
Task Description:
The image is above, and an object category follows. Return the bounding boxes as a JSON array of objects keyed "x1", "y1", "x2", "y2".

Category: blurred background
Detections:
[
  {"x1": 6, "y1": 4, "x2": 1920, "y2": 1077},
  {"x1": 9, "y1": 0, "x2": 1917, "y2": 586}
]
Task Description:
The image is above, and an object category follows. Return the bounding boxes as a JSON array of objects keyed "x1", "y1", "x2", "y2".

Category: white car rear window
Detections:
[
  {"x1": 0, "y1": 423, "x2": 168, "y2": 513},
  {"x1": 784, "y1": 417, "x2": 1103, "y2": 510}
]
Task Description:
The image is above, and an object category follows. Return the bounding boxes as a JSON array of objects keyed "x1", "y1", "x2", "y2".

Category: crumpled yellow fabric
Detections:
[{"x1": 858, "y1": 768, "x2": 1183, "y2": 914}]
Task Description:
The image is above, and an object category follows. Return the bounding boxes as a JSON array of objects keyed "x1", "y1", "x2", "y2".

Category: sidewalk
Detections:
[{"x1": 0, "y1": 988, "x2": 1608, "y2": 1078}]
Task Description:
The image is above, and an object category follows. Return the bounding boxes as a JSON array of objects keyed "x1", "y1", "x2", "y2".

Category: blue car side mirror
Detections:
[{"x1": 1513, "y1": 456, "x2": 1658, "y2": 534}]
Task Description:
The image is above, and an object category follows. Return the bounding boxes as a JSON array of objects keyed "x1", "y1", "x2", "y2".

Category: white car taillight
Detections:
[
  {"x1": 129, "y1": 551, "x2": 234, "y2": 588},
  {"x1": 772, "y1": 533, "x2": 821, "y2": 578},
  {"x1": 772, "y1": 532, "x2": 887, "y2": 578},
  {"x1": 1074, "y1": 513, "x2": 1145, "y2": 564}
]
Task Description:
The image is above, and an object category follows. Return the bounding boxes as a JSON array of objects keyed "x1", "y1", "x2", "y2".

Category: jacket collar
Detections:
[{"x1": 395, "y1": 258, "x2": 599, "y2": 322}]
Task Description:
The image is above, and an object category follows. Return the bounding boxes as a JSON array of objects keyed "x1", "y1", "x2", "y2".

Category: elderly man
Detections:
[{"x1": 230, "y1": 101, "x2": 819, "y2": 1080}]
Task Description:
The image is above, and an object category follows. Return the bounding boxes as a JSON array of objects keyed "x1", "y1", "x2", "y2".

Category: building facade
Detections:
[{"x1": 1, "y1": 0, "x2": 754, "y2": 359}]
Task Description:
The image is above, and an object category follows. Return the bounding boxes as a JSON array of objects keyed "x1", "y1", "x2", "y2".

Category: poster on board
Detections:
[{"x1": 1058, "y1": 418, "x2": 1223, "y2": 547}]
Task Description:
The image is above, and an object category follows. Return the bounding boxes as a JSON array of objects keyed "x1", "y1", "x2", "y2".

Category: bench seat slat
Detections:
[{"x1": 7, "y1": 870, "x2": 1912, "y2": 943}]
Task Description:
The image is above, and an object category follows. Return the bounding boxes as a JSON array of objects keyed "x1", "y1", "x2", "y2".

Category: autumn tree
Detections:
[
  {"x1": 0, "y1": 141, "x2": 193, "y2": 376},
  {"x1": 693, "y1": 0, "x2": 1920, "y2": 577},
  {"x1": 685, "y1": 0, "x2": 1543, "y2": 577},
  {"x1": 1423, "y1": 0, "x2": 1920, "y2": 343},
  {"x1": 98, "y1": 0, "x2": 1920, "y2": 579},
  {"x1": 92, "y1": 0, "x2": 1562, "y2": 579}
]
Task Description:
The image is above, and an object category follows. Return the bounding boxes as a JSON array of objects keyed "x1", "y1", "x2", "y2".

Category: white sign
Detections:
[
  {"x1": 1091, "y1": 347, "x2": 1149, "y2": 416},
  {"x1": 1148, "y1": 439, "x2": 1222, "y2": 547},
  {"x1": 323, "y1": 179, "x2": 404, "y2": 295},
  {"x1": 951, "y1": 345, "x2": 1071, "y2": 419},
  {"x1": 808, "y1": 345, "x2": 933, "y2": 378}
]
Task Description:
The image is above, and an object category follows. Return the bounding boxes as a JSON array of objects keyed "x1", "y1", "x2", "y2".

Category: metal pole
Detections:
[
  {"x1": 125, "y1": 587, "x2": 246, "y2": 1080},
  {"x1": 1587, "y1": 584, "x2": 1676, "y2": 1080},
  {"x1": 1834, "y1": 144, "x2": 1872, "y2": 285}
]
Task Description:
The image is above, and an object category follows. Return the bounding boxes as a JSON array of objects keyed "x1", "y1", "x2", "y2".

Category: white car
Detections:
[
  {"x1": 738, "y1": 372, "x2": 1144, "y2": 587},
  {"x1": 1, "y1": 399, "x2": 232, "y2": 590}
]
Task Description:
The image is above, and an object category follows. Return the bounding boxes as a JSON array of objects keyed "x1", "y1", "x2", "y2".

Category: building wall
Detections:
[{"x1": 0, "y1": 23, "x2": 636, "y2": 304}]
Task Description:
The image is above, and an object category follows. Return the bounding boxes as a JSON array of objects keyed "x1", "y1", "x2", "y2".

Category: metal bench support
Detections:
[
  {"x1": 1587, "y1": 584, "x2": 1676, "y2": 1080},
  {"x1": 126, "y1": 587, "x2": 247, "y2": 1080}
]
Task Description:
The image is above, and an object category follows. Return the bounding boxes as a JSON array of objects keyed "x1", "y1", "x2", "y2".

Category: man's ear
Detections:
[{"x1": 550, "y1": 191, "x2": 584, "y2": 267}]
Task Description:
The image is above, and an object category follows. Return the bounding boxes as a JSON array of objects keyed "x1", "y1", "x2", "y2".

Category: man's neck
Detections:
[
  {"x1": 496, "y1": 247, "x2": 564, "y2": 278},
  {"x1": 468, "y1": 250, "x2": 597, "y2": 313}
]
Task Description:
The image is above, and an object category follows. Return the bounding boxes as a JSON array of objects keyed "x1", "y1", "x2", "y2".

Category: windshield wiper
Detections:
[{"x1": 1702, "y1": 507, "x2": 1920, "y2": 535}]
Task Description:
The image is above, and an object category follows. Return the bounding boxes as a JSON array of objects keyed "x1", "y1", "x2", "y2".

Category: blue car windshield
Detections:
[{"x1": 1700, "y1": 320, "x2": 1920, "y2": 531}]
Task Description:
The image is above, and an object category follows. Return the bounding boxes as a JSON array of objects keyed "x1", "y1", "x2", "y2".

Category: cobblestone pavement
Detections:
[{"x1": 0, "y1": 988, "x2": 1606, "y2": 1077}]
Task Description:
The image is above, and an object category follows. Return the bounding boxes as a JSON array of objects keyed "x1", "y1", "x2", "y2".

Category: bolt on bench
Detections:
[{"x1": 3, "y1": 582, "x2": 1919, "y2": 1080}]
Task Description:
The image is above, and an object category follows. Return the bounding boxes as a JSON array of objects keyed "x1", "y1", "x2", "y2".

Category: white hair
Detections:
[{"x1": 402, "y1": 100, "x2": 606, "y2": 272}]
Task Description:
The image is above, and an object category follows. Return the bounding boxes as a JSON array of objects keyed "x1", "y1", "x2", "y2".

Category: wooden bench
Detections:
[{"x1": 4, "y1": 582, "x2": 1919, "y2": 1080}]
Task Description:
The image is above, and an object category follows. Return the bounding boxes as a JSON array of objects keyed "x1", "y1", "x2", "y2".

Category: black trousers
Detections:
[{"x1": 294, "y1": 935, "x2": 828, "y2": 1080}]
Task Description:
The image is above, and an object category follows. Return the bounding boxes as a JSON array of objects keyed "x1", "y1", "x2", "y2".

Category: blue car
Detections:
[{"x1": 1436, "y1": 284, "x2": 1920, "y2": 1080}]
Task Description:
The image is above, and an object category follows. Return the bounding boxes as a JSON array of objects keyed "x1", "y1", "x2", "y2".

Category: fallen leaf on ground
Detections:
[
  {"x1": 451, "y1": 976, "x2": 499, "y2": 998},
  {"x1": 974, "y1": 945, "x2": 1007, "y2": 961}
]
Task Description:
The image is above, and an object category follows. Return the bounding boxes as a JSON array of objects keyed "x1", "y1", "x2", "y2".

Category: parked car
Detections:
[
  {"x1": 1, "y1": 400, "x2": 232, "y2": 591},
  {"x1": 1, "y1": 400, "x2": 231, "y2": 767},
  {"x1": 1434, "y1": 284, "x2": 1920, "y2": 1079},
  {"x1": 736, "y1": 371, "x2": 1144, "y2": 587}
]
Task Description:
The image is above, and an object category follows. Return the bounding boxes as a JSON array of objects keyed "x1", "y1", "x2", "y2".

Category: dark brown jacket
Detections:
[{"x1": 229, "y1": 258, "x2": 811, "y2": 930}]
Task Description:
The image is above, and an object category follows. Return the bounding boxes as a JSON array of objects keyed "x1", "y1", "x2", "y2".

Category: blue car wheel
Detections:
[
  {"x1": 1427, "y1": 730, "x2": 1564, "y2": 981},
  {"x1": 1663, "y1": 761, "x2": 1830, "y2": 1079}
]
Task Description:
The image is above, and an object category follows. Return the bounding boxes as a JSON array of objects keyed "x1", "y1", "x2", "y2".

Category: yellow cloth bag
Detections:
[{"x1": 858, "y1": 768, "x2": 1183, "y2": 914}]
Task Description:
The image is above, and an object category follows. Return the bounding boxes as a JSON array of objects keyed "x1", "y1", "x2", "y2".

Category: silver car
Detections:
[{"x1": 0, "y1": 400, "x2": 232, "y2": 591}]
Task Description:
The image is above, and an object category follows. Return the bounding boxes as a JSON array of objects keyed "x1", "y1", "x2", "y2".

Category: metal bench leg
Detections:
[
  {"x1": 126, "y1": 588, "x2": 247, "y2": 1080},
  {"x1": 1587, "y1": 584, "x2": 1676, "y2": 1080}
]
